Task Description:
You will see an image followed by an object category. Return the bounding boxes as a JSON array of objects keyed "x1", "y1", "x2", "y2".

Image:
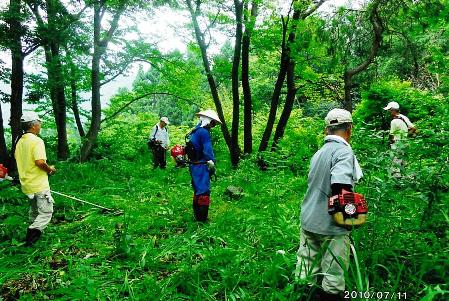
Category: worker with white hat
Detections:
[
  {"x1": 15, "y1": 111, "x2": 56, "y2": 247},
  {"x1": 187, "y1": 109, "x2": 222, "y2": 222},
  {"x1": 383, "y1": 101, "x2": 416, "y2": 146},
  {"x1": 148, "y1": 117, "x2": 170, "y2": 169},
  {"x1": 383, "y1": 102, "x2": 416, "y2": 178}
]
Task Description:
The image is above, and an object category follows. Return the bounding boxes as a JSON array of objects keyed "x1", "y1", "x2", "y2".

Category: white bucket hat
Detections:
[
  {"x1": 325, "y1": 108, "x2": 353, "y2": 127},
  {"x1": 383, "y1": 101, "x2": 400, "y2": 110},
  {"x1": 196, "y1": 109, "x2": 222, "y2": 124},
  {"x1": 21, "y1": 111, "x2": 41, "y2": 123},
  {"x1": 160, "y1": 117, "x2": 170, "y2": 124}
]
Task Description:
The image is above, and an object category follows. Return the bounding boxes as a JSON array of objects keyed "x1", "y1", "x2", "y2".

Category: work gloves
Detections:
[{"x1": 206, "y1": 160, "x2": 215, "y2": 171}]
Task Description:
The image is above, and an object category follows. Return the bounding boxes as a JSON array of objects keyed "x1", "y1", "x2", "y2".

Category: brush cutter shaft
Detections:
[{"x1": 51, "y1": 190, "x2": 115, "y2": 212}]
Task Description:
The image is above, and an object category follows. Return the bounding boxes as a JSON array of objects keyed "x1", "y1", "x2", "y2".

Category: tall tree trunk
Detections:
[
  {"x1": 271, "y1": 60, "x2": 297, "y2": 150},
  {"x1": 241, "y1": 1, "x2": 258, "y2": 154},
  {"x1": 185, "y1": 0, "x2": 232, "y2": 150},
  {"x1": 230, "y1": 0, "x2": 243, "y2": 166},
  {"x1": 342, "y1": 0, "x2": 383, "y2": 111},
  {"x1": 80, "y1": 3, "x2": 124, "y2": 162},
  {"x1": 46, "y1": 43, "x2": 69, "y2": 160},
  {"x1": 258, "y1": 0, "x2": 326, "y2": 151},
  {"x1": 47, "y1": 0, "x2": 69, "y2": 160},
  {"x1": 9, "y1": 0, "x2": 24, "y2": 154},
  {"x1": 71, "y1": 77, "x2": 85, "y2": 137},
  {"x1": 0, "y1": 103, "x2": 8, "y2": 165},
  {"x1": 65, "y1": 47, "x2": 85, "y2": 137},
  {"x1": 257, "y1": 19, "x2": 290, "y2": 152}
]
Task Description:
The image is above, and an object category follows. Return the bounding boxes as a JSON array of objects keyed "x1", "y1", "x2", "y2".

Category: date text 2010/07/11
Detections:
[{"x1": 344, "y1": 291, "x2": 408, "y2": 300}]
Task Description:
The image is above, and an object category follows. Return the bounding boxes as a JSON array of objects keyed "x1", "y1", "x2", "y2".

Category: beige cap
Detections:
[
  {"x1": 383, "y1": 101, "x2": 400, "y2": 110},
  {"x1": 325, "y1": 108, "x2": 353, "y2": 126},
  {"x1": 196, "y1": 109, "x2": 222, "y2": 124},
  {"x1": 21, "y1": 111, "x2": 41, "y2": 123},
  {"x1": 160, "y1": 117, "x2": 169, "y2": 124}
]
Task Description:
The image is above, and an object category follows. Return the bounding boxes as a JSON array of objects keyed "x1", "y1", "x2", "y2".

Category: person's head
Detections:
[
  {"x1": 383, "y1": 101, "x2": 400, "y2": 117},
  {"x1": 196, "y1": 109, "x2": 222, "y2": 129},
  {"x1": 325, "y1": 108, "x2": 353, "y2": 142},
  {"x1": 160, "y1": 117, "x2": 169, "y2": 128},
  {"x1": 21, "y1": 112, "x2": 42, "y2": 134}
]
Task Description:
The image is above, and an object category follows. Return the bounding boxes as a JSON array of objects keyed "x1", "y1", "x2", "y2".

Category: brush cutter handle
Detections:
[{"x1": 51, "y1": 190, "x2": 121, "y2": 213}]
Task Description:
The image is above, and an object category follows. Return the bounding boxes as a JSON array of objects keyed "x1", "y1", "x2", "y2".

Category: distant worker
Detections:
[
  {"x1": 296, "y1": 109, "x2": 363, "y2": 301},
  {"x1": 383, "y1": 101, "x2": 416, "y2": 177},
  {"x1": 148, "y1": 117, "x2": 170, "y2": 169},
  {"x1": 15, "y1": 112, "x2": 56, "y2": 247},
  {"x1": 187, "y1": 109, "x2": 221, "y2": 222},
  {"x1": 384, "y1": 101, "x2": 416, "y2": 146}
]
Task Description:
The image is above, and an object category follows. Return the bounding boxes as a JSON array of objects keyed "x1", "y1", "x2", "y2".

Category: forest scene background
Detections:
[{"x1": 0, "y1": 0, "x2": 448, "y2": 300}]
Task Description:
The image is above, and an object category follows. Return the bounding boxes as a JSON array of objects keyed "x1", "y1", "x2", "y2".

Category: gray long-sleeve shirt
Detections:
[{"x1": 300, "y1": 136, "x2": 362, "y2": 235}]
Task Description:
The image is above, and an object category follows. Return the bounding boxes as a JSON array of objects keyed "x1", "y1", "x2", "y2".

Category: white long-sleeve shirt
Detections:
[
  {"x1": 390, "y1": 114, "x2": 414, "y2": 142},
  {"x1": 149, "y1": 123, "x2": 170, "y2": 148}
]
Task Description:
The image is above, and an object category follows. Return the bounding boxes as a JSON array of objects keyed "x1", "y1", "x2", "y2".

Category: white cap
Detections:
[
  {"x1": 21, "y1": 111, "x2": 41, "y2": 123},
  {"x1": 383, "y1": 101, "x2": 400, "y2": 110},
  {"x1": 160, "y1": 117, "x2": 169, "y2": 124},
  {"x1": 325, "y1": 108, "x2": 353, "y2": 126},
  {"x1": 197, "y1": 109, "x2": 222, "y2": 124}
]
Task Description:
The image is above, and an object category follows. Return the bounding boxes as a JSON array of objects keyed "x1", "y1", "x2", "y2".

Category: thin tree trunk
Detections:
[
  {"x1": 65, "y1": 47, "x2": 85, "y2": 137},
  {"x1": 0, "y1": 103, "x2": 8, "y2": 165},
  {"x1": 50, "y1": 44, "x2": 69, "y2": 159},
  {"x1": 80, "y1": 3, "x2": 103, "y2": 162},
  {"x1": 80, "y1": 3, "x2": 124, "y2": 162},
  {"x1": 186, "y1": 0, "x2": 232, "y2": 149},
  {"x1": 71, "y1": 77, "x2": 85, "y2": 137},
  {"x1": 271, "y1": 60, "x2": 297, "y2": 150},
  {"x1": 258, "y1": 0, "x2": 326, "y2": 151},
  {"x1": 47, "y1": 0, "x2": 69, "y2": 160},
  {"x1": 241, "y1": 1, "x2": 258, "y2": 154},
  {"x1": 343, "y1": 0, "x2": 383, "y2": 111},
  {"x1": 230, "y1": 0, "x2": 243, "y2": 166},
  {"x1": 258, "y1": 20, "x2": 290, "y2": 152},
  {"x1": 9, "y1": 0, "x2": 24, "y2": 153}
]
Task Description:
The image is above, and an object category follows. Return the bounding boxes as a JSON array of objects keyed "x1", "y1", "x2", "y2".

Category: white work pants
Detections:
[
  {"x1": 28, "y1": 190, "x2": 54, "y2": 231},
  {"x1": 295, "y1": 229, "x2": 350, "y2": 294}
]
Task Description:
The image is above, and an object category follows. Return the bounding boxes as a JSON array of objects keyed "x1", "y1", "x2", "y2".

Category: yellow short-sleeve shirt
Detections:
[{"x1": 15, "y1": 133, "x2": 50, "y2": 194}]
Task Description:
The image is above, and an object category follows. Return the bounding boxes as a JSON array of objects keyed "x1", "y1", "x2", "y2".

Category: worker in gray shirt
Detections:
[{"x1": 295, "y1": 108, "x2": 363, "y2": 301}]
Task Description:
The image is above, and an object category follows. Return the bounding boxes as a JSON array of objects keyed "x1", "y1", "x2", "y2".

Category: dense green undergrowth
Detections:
[{"x1": 1, "y1": 81, "x2": 449, "y2": 300}]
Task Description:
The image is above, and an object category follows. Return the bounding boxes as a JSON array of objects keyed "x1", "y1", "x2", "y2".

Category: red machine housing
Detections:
[
  {"x1": 0, "y1": 164, "x2": 8, "y2": 179},
  {"x1": 170, "y1": 145, "x2": 185, "y2": 159},
  {"x1": 328, "y1": 189, "x2": 368, "y2": 218},
  {"x1": 170, "y1": 145, "x2": 187, "y2": 166}
]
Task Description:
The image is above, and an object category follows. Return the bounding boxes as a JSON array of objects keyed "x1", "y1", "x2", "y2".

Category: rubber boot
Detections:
[
  {"x1": 196, "y1": 205, "x2": 209, "y2": 222},
  {"x1": 25, "y1": 228, "x2": 42, "y2": 247}
]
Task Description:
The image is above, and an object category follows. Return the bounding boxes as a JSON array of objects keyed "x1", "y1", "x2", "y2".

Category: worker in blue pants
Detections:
[{"x1": 187, "y1": 109, "x2": 222, "y2": 222}]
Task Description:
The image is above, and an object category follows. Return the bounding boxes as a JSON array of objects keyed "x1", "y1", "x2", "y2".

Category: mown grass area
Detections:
[
  {"x1": 0, "y1": 151, "x2": 305, "y2": 300},
  {"x1": 1, "y1": 125, "x2": 448, "y2": 300}
]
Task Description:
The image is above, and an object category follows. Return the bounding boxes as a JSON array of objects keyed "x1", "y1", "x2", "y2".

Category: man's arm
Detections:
[
  {"x1": 35, "y1": 159, "x2": 56, "y2": 175},
  {"x1": 149, "y1": 125, "x2": 157, "y2": 140},
  {"x1": 165, "y1": 129, "x2": 170, "y2": 149}
]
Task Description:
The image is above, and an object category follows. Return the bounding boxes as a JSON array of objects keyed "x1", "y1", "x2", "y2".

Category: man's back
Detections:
[
  {"x1": 390, "y1": 114, "x2": 413, "y2": 142},
  {"x1": 15, "y1": 133, "x2": 49, "y2": 194},
  {"x1": 190, "y1": 125, "x2": 215, "y2": 162},
  {"x1": 301, "y1": 137, "x2": 355, "y2": 236}
]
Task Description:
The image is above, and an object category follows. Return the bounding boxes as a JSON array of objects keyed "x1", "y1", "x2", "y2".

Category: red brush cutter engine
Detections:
[
  {"x1": 0, "y1": 164, "x2": 11, "y2": 181},
  {"x1": 170, "y1": 145, "x2": 187, "y2": 167},
  {"x1": 328, "y1": 189, "x2": 368, "y2": 218}
]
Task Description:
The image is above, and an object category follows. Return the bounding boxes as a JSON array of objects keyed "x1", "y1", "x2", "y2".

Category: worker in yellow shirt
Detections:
[{"x1": 15, "y1": 112, "x2": 56, "y2": 247}]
